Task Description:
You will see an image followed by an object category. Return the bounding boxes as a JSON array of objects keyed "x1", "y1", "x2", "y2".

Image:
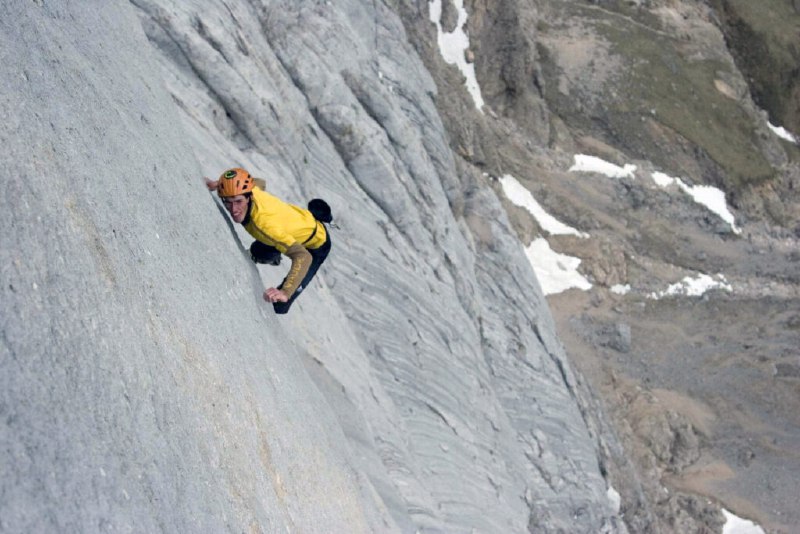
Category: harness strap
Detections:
[{"x1": 302, "y1": 220, "x2": 320, "y2": 245}]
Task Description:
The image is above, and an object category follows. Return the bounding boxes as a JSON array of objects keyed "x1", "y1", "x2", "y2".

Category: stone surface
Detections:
[
  {"x1": 1, "y1": 1, "x2": 622, "y2": 533},
  {"x1": 711, "y1": 0, "x2": 800, "y2": 134},
  {"x1": 3, "y1": 0, "x2": 799, "y2": 533},
  {"x1": 396, "y1": 0, "x2": 799, "y2": 532}
]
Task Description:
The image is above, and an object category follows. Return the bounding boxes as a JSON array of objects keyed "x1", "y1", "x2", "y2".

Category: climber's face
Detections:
[{"x1": 223, "y1": 195, "x2": 249, "y2": 223}]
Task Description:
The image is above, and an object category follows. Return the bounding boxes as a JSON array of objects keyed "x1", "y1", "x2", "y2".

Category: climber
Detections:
[{"x1": 205, "y1": 167, "x2": 332, "y2": 314}]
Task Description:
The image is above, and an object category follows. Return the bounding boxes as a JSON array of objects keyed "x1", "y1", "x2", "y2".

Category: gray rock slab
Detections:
[{"x1": 1, "y1": 1, "x2": 623, "y2": 532}]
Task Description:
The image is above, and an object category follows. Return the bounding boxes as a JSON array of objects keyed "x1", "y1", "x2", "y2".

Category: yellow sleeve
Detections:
[{"x1": 281, "y1": 243, "x2": 312, "y2": 297}]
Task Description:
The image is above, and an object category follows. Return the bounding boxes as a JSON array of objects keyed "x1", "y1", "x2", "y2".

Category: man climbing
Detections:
[{"x1": 205, "y1": 167, "x2": 331, "y2": 314}]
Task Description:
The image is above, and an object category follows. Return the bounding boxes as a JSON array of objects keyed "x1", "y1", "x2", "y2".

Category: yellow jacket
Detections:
[{"x1": 243, "y1": 187, "x2": 327, "y2": 297}]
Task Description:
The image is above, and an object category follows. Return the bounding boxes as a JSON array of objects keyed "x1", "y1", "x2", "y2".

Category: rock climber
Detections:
[{"x1": 205, "y1": 167, "x2": 332, "y2": 314}]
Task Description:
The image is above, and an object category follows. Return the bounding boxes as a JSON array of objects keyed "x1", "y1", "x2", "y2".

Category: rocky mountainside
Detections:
[
  {"x1": 392, "y1": 0, "x2": 799, "y2": 532},
  {"x1": 1, "y1": 1, "x2": 797, "y2": 533}
]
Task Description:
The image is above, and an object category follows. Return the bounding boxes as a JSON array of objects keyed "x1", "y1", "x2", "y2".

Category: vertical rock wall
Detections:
[{"x1": 1, "y1": 1, "x2": 623, "y2": 532}]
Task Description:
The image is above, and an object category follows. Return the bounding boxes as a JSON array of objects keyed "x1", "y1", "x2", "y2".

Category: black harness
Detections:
[{"x1": 302, "y1": 220, "x2": 321, "y2": 245}]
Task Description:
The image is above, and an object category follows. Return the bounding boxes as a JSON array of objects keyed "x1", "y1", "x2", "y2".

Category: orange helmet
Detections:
[{"x1": 217, "y1": 167, "x2": 255, "y2": 197}]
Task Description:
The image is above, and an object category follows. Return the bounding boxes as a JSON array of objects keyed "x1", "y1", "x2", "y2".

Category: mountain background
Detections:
[{"x1": 1, "y1": 1, "x2": 798, "y2": 533}]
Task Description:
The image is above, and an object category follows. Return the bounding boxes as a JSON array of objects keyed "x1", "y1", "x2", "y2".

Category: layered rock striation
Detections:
[{"x1": 1, "y1": 1, "x2": 624, "y2": 533}]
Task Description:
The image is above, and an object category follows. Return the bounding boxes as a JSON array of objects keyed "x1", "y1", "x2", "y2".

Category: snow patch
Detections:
[
  {"x1": 648, "y1": 273, "x2": 732, "y2": 299},
  {"x1": 610, "y1": 284, "x2": 631, "y2": 295},
  {"x1": 768, "y1": 122, "x2": 798, "y2": 145},
  {"x1": 682, "y1": 185, "x2": 741, "y2": 234},
  {"x1": 651, "y1": 171, "x2": 676, "y2": 188},
  {"x1": 498, "y1": 175, "x2": 591, "y2": 296},
  {"x1": 526, "y1": 238, "x2": 592, "y2": 295},
  {"x1": 429, "y1": 0, "x2": 484, "y2": 112},
  {"x1": 722, "y1": 509, "x2": 765, "y2": 534},
  {"x1": 607, "y1": 486, "x2": 621, "y2": 513},
  {"x1": 569, "y1": 154, "x2": 636, "y2": 179},
  {"x1": 499, "y1": 174, "x2": 588, "y2": 237},
  {"x1": 652, "y1": 172, "x2": 741, "y2": 234}
]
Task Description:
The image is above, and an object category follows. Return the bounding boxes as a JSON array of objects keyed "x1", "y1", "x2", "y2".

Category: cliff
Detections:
[
  {"x1": 3, "y1": 1, "x2": 798, "y2": 533},
  {"x1": 1, "y1": 2, "x2": 621, "y2": 532}
]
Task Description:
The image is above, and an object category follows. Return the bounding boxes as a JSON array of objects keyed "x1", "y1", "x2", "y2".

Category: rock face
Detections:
[
  {"x1": 1, "y1": 2, "x2": 623, "y2": 533},
  {"x1": 397, "y1": 0, "x2": 799, "y2": 532},
  {"x1": 392, "y1": 0, "x2": 798, "y2": 532},
  {"x1": 711, "y1": 0, "x2": 800, "y2": 135},
  {"x1": 3, "y1": 0, "x2": 799, "y2": 533},
  {"x1": 1, "y1": 4, "x2": 389, "y2": 533}
]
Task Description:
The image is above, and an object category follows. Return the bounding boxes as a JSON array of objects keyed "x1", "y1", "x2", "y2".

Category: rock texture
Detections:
[
  {"x1": 3, "y1": 0, "x2": 799, "y2": 533},
  {"x1": 391, "y1": 0, "x2": 799, "y2": 532},
  {"x1": 711, "y1": 0, "x2": 800, "y2": 135},
  {"x1": 1, "y1": 1, "x2": 623, "y2": 533},
  {"x1": 1, "y1": 4, "x2": 390, "y2": 532},
  {"x1": 390, "y1": 0, "x2": 798, "y2": 532}
]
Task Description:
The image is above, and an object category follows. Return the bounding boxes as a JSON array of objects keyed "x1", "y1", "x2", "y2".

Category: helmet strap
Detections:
[{"x1": 242, "y1": 194, "x2": 254, "y2": 225}]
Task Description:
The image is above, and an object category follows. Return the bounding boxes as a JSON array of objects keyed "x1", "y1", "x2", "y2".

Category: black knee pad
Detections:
[{"x1": 250, "y1": 241, "x2": 281, "y2": 265}]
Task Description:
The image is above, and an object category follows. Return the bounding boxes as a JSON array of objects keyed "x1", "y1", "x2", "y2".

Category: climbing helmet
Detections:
[{"x1": 217, "y1": 167, "x2": 255, "y2": 197}]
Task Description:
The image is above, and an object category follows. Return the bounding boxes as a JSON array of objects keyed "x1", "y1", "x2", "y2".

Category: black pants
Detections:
[{"x1": 251, "y1": 233, "x2": 331, "y2": 314}]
